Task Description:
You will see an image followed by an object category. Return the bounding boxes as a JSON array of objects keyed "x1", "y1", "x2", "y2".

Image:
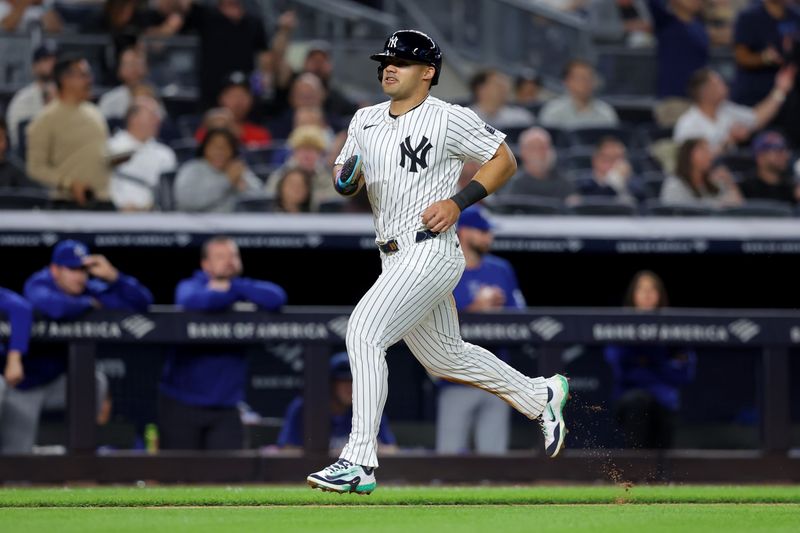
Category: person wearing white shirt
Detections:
[
  {"x1": 98, "y1": 46, "x2": 149, "y2": 120},
  {"x1": 468, "y1": 69, "x2": 536, "y2": 131},
  {"x1": 538, "y1": 59, "x2": 620, "y2": 130},
  {"x1": 673, "y1": 66, "x2": 795, "y2": 153},
  {"x1": 0, "y1": 0, "x2": 61, "y2": 33},
  {"x1": 5, "y1": 43, "x2": 56, "y2": 149},
  {"x1": 108, "y1": 96, "x2": 176, "y2": 211}
]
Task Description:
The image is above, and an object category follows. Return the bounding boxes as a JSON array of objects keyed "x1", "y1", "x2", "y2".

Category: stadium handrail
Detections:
[
  {"x1": 0, "y1": 306, "x2": 795, "y2": 458},
  {"x1": 1, "y1": 212, "x2": 799, "y2": 255}
]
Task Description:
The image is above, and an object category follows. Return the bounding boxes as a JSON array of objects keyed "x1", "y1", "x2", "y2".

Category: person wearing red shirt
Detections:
[{"x1": 195, "y1": 71, "x2": 271, "y2": 148}]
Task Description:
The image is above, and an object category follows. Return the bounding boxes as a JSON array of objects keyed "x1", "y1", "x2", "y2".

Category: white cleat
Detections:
[
  {"x1": 540, "y1": 374, "x2": 569, "y2": 458},
  {"x1": 307, "y1": 459, "x2": 377, "y2": 494}
]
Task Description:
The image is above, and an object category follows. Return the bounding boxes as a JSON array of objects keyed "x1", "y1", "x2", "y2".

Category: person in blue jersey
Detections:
[
  {"x1": 604, "y1": 270, "x2": 696, "y2": 449},
  {"x1": 0, "y1": 286, "x2": 33, "y2": 399},
  {"x1": 436, "y1": 206, "x2": 525, "y2": 455},
  {"x1": 160, "y1": 235, "x2": 287, "y2": 450},
  {"x1": 277, "y1": 351, "x2": 397, "y2": 454},
  {"x1": 1, "y1": 239, "x2": 153, "y2": 453}
]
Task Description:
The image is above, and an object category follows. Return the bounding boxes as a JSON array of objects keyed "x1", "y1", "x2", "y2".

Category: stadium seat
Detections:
[
  {"x1": 563, "y1": 148, "x2": 594, "y2": 174},
  {"x1": 16, "y1": 119, "x2": 29, "y2": 161},
  {"x1": 568, "y1": 197, "x2": 637, "y2": 216},
  {"x1": 720, "y1": 200, "x2": 794, "y2": 218},
  {"x1": 565, "y1": 126, "x2": 633, "y2": 149},
  {"x1": 170, "y1": 138, "x2": 199, "y2": 164},
  {"x1": 0, "y1": 187, "x2": 51, "y2": 209},
  {"x1": 235, "y1": 194, "x2": 275, "y2": 213},
  {"x1": 629, "y1": 150, "x2": 663, "y2": 173},
  {"x1": 155, "y1": 171, "x2": 177, "y2": 211},
  {"x1": 644, "y1": 199, "x2": 713, "y2": 216},
  {"x1": 501, "y1": 126, "x2": 529, "y2": 145},
  {"x1": 250, "y1": 164, "x2": 278, "y2": 183},
  {"x1": 640, "y1": 171, "x2": 666, "y2": 199},
  {"x1": 718, "y1": 151, "x2": 756, "y2": 175},
  {"x1": 318, "y1": 199, "x2": 348, "y2": 213},
  {"x1": 541, "y1": 126, "x2": 569, "y2": 149},
  {"x1": 244, "y1": 144, "x2": 287, "y2": 167},
  {"x1": 176, "y1": 114, "x2": 202, "y2": 139},
  {"x1": 488, "y1": 195, "x2": 565, "y2": 215},
  {"x1": 635, "y1": 123, "x2": 673, "y2": 145}
]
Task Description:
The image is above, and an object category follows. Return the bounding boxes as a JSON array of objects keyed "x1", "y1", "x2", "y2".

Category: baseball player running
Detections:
[{"x1": 307, "y1": 30, "x2": 569, "y2": 494}]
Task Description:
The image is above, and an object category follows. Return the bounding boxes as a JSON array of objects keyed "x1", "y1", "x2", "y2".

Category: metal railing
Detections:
[{"x1": 0, "y1": 307, "x2": 797, "y2": 483}]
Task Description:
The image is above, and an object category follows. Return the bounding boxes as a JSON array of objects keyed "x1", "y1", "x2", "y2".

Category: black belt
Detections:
[{"x1": 378, "y1": 229, "x2": 439, "y2": 254}]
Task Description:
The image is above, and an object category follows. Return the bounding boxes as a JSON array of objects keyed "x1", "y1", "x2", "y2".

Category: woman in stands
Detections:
[
  {"x1": 659, "y1": 138, "x2": 742, "y2": 208},
  {"x1": 273, "y1": 167, "x2": 313, "y2": 214},
  {"x1": 173, "y1": 127, "x2": 261, "y2": 212}
]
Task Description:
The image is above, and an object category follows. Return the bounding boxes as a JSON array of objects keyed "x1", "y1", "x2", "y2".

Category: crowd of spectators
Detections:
[{"x1": 0, "y1": 0, "x2": 798, "y2": 217}]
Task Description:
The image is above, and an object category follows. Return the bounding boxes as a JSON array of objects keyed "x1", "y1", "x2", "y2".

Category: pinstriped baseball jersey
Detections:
[
  {"x1": 335, "y1": 96, "x2": 506, "y2": 242},
  {"x1": 330, "y1": 94, "x2": 549, "y2": 471}
]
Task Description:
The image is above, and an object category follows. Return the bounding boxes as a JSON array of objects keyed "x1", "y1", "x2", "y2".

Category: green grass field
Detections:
[{"x1": 1, "y1": 486, "x2": 798, "y2": 533}]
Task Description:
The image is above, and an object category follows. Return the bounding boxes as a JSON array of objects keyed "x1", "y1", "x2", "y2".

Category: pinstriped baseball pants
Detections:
[{"x1": 341, "y1": 228, "x2": 548, "y2": 467}]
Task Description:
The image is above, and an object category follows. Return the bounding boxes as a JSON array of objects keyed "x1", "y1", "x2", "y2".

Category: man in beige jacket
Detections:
[{"x1": 26, "y1": 54, "x2": 111, "y2": 207}]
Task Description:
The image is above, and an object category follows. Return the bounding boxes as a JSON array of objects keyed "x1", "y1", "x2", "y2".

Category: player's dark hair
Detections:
[
  {"x1": 0, "y1": 116, "x2": 7, "y2": 136},
  {"x1": 624, "y1": 270, "x2": 669, "y2": 308},
  {"x1": 687, "y1": 68, "x2": 714, "y2": 102},
  {"x1": 201, "y1": 235, "x2": 236, "y2": 260},
  {"x1": 197, "y1": 127, "x2": 240, "y2": 159},
  {"x1": 53, "y1": 53, "x2": 86, "y2": 91}
]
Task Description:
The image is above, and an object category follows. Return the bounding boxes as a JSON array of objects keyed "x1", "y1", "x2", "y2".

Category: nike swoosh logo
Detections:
[
  {"x1": 329, "y1": 471, "x2": 355, "y2": 480},
  {"x1": 363, "y1": 124, "x2": 378, "y2": 130},
  {"x1": 546, "y1": 406, "x2": 556, "y2": 423}
]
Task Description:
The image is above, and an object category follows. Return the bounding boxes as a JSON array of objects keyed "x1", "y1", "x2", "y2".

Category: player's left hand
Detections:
[
  {"x1": 421, "y1": 199, "x2": 461, "y2": 233},
  {"x1": 83, "y1": 255, "x2": 120, "y2": 283}
]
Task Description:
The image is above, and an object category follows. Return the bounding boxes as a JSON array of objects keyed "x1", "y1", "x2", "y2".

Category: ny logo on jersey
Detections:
[{"x1": 399, "y1": 135, "x2": 433, "y2": 173}]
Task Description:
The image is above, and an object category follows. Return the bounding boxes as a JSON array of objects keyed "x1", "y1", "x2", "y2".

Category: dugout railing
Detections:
[{"x1": 0, "y1": 307, "x2": 798, "y2": 483}]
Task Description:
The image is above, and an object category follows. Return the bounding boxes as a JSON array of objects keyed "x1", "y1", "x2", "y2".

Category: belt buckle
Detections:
[{"x1": 379, "y1": 239, "x2": 399, "y2": 254}]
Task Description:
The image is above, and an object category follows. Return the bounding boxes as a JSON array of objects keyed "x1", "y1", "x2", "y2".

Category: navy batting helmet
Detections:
[{"x1": 370, "y1": 30, "x2": 442, "y2": 86}]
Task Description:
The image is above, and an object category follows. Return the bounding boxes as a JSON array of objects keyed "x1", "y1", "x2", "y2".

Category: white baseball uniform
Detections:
[{"x1": 335, "y1": 95, "x2": 548, "y2": 467}]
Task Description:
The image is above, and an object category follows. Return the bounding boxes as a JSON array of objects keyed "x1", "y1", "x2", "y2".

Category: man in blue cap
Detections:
[
  {"x1": 436, "y1": 206, "x2": 526, "y2": 455},
  {"x1": 739, "y1": 130, "x2": 800, "y2": 205},
  {"x1": 278, "y1": 351, "x2": 397, "y2": 454},
  {"x1": 0, "y1": 239, "x2": 152, "y2": 453}
]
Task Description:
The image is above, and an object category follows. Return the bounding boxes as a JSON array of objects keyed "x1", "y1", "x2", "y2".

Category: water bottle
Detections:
[{"x1": 144, "y1": 423, "x2": 159, "y2": 454}]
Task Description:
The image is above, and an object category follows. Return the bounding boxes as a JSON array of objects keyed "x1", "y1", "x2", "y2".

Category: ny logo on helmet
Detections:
[
  {"x1": 388, "y1": 36, "x2": 399, "y2": 48},
  {"x1": 399, "y1": 136, "x2": 433, "y2": 173}
]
